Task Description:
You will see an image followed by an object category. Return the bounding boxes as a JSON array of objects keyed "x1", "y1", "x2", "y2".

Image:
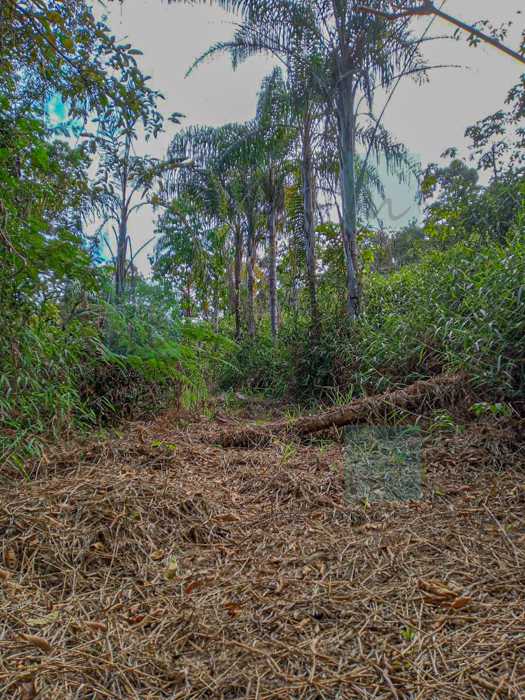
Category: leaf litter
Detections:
[{"x1": 0, "y1": 409, "x2": 524, "y2": 698}]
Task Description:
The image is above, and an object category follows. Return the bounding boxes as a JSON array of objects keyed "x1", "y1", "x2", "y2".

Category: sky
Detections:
[{"x1": 91, "y1": 0, "x2": 524, "y2": 273}]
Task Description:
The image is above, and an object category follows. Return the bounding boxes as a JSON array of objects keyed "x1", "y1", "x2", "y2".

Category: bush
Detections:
[
  {"x1": 217, "y1": 236, "x2": 525, "y2": 406},
  {"x1": 0, "y1": 280, "x2": 227, "y2": 477}
]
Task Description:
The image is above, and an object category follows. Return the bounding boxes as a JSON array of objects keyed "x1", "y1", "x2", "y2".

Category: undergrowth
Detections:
[
  {"x1": 0, "y1": 282, "x2": 230, "y2": 478},
  {"x1": 218, "y1": 236, "x2": 525, "y2": 406}
]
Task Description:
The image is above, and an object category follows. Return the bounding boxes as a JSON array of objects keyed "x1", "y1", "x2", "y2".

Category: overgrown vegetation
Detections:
[
  {"x1": 1, "y1": 0, "x2": 524, "y2": 477},
  {"x1": 220, "y1": 236, "x2": 524, "y2": 404},
  {"x1": 1, "y1": 3, "x2": 524, "y2": 698},
  {"x1": 0, "y1": 1, "x2": 223, "y2": 474}
]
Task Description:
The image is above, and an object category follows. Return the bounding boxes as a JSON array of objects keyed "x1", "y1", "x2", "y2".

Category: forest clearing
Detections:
[
  {"x1": 2, "y1": 0, "x2": 525, "y2": 697},
  {"x1": 1, "y1": 398, "x2": 524, "y2": 698}
]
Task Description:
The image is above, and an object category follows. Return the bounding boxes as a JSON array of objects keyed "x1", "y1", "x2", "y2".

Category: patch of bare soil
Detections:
[{"x1": 1, "y1": 411, "x2": 524, "y2": 699}]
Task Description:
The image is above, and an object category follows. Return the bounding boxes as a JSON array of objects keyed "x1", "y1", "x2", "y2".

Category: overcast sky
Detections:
[{"x1": 95, "y1": 0, "x2": 524, "y2": 273}]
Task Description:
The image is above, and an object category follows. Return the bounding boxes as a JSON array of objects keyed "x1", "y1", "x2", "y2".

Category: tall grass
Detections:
[
  {"x1": 218, "y1": 236, "x2": 525, "y2": 405},
  {"x1": 0, "y1": 290, "x2": 229, "y2": 477}
]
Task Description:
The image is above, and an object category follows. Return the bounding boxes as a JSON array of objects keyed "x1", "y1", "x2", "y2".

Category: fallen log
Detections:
[{"x1": 213, "y1": 373, "x2": 469, "y2": 448}]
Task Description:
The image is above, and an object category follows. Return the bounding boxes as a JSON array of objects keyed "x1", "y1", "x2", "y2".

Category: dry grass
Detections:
[{"x1": 1, "y1": 410, "x2": 524, "y2": 699}]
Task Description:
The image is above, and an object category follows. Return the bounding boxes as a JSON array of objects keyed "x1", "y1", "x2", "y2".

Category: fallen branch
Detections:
[{"x1": 213, "y1": 373, "x2": 468, "y2": 448}]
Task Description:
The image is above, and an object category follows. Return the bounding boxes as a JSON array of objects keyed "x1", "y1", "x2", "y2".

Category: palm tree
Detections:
[
  {"x1": 253, "y1": 68, "x2": 295, "y2": 338},
  {"x1": 157, "y1": 121, "x2": 267, "y2": 336},
  {"x1": 178, "y1": 0, "x2": 424, "y2": 318}
]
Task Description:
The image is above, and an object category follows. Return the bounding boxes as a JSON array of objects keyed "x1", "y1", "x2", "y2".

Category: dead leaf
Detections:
[
  {"x1": 418, "y1": 578, "x2": 458, "y2": 599},
  {"x1": 4, "y1": 547, "x2": 18, "y2": 570},
  {"x1": 449, "y1": 596, "x2": 472, "y2": 610},
  {"x1": 19, "y1": 633, "x2": 52, "y2": 653},
  {"x1": 151, "y1": 549, "x2": 164, "y2": 561},
  {"x1": 419, "y1": 579, "x2": 472, "y2": 609},
  {"x1": 127, "y1": 614, "x2": 145, "y2": 625},
  {"x1": 185, "y1": 579, "x2": 205, "y2": 594},
  {"x1": 224, "y1": 602, "x2": 242, "y2": 617},
  {"x1": 0, "y1": 568, "x2": 11, "y2": 581},
  {"x1": 216, "y1": 513, "x2": 241, "y2": 523},
  {"x1": 85, "y1": 621, "x2": 108, "y2": 633}
]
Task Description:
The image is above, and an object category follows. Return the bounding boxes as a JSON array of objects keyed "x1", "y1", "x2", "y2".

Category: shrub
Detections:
[
  {"x1": 0, "y1": 281, "x2": 227, "y2": 477},
  {"x1": 217, "y1": 236, "x2": 525, "y2": 406}
]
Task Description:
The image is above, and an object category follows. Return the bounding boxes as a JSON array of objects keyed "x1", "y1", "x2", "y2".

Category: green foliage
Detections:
[
  {"x1": 217, "y1": 236, "x2": 525, "y2": 404},
  {"x1": 0, "y1": 0, "x2": 217, "y2": 478},
  {"x1": 470, "y1": 402, "x2": 513, "y2": 418},
  {"x1": 0, "y1": 279, "x2": 227, "y2": 475},
  {"x1": 0, "y1": 315, "x2": 96, "y2": 476},
  {"x1": 218, "y1": 331, "x2": 291, "y2": 398}
]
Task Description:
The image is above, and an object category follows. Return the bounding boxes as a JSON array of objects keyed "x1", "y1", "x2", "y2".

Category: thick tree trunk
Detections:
[
  {"x1": 213, "y1": 373, "x2": 467, "y2": 447},
  {"x1": 268, "y1": 201, "x2": 278, "y2": 339},
  {"x1": 301, "y1": 118, "x2": 319, "y2": 333},
  {"x1": 335, "y1": 74, "x2": 360, "y2": 320},
  {"x1": 233, "y1": 221, "x2": 243, "y2": 339},
  {"x1": 246, "y1": 212, "x2": 256, "y2": 338}
]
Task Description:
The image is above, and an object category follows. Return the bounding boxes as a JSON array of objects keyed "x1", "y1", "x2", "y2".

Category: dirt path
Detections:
[{"x1": 1, "y1": 410, "x2": 524, "y2": 699}]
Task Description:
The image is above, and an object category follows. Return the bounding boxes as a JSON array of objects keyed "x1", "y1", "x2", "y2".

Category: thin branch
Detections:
[{"x1": 355, "y1": 1, "x2": 525, "y2": 65}]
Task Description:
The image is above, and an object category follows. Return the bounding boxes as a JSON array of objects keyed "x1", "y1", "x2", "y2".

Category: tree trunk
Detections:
[
  {"x1": 335, "y1": 73, "x2": 360, "y2": 320},
  {"x1": 213, "y1": 373, "x2": 467, "y2": 447},
  {"x1": 246, "y1": 211, "x2": 256, "y2": 338},
  {"x1": 184, "y1": 277, "x2": 192, "y2": 318},
  {"x1": 212, "y1": 278, "x2": 220, "y2": 330},
  {"x1": 115, "y1": 138, "x2": 130, "y2": 301},
  {"x1": 233, "y1": 221, "x2": 243, "y2": 339},
  {"x1": 115, "y1": 214, "x2": 127, "y2": 300},
  {"x1": 268, "y1": 200, "x2": 278, "y2": 340},
  {"x1": 301, "y1": 117, "x2": 319, "y2": 333}
]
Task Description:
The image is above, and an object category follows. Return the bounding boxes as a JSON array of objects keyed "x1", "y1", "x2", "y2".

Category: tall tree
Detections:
[
  {"x1": 181, "y1": 0, "x2": 421, "y2": 319},
  {"x1": 253, "y1": 68, "x2": 295, "y2": 338}
]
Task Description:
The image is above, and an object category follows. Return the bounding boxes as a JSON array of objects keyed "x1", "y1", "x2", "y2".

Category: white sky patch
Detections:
[
  {"x1": 47, "y1": 94, "x2": 68, "y2": 126},
  {"x1": 92, "y1": 0, "x2": 524, "y2": 274}
]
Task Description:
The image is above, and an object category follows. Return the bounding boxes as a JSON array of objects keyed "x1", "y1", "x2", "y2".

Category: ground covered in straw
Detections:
[{"x1": 1, "y1": 409, "x2": 524, "y2": 699}]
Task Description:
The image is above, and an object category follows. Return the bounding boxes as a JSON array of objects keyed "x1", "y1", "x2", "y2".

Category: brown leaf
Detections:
[
  {"x1": 224, "y1": 602, "x2": 242, "y2": 617},
  {"x1": 85, "y1": 621, "x2": 108, "y2": 633},
  {"x1": 19, "y1": 633, "x2": 52, "y2": 653},
  {"x1": 216, "y1": 513, "x2": 241, "y2": 523},
  {"x1": 448, "y1": 596, "x2": 472, "y2": 609},
  {"x1": 185, "y1": 579, "x2": 205, "y2": 595},
  {"x1": 418, "y1": 578, "x2": 472, "y2": 609},
  {"x1": 127, "y1": 614, "x2": 145, "y2": 625},
  {"x1": 423, "y1": 594, "x2": 472, "y2": 609},
  {"x1": 418, "y1": 578, "x2": 457, "y2": 599},
  {"x1": 4, "y1": 547, "x2": 18, "y2": 570}
]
